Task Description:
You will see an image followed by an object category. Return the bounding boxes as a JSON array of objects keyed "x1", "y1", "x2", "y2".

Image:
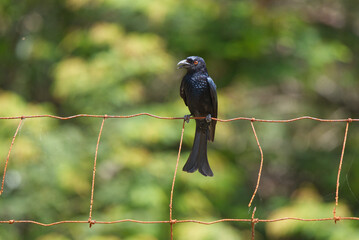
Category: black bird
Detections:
[{"x1": 177, "y1": 56, "x2": 218, "y2": 177}]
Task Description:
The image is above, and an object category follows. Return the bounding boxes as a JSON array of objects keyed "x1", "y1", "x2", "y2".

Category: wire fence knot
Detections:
[
  {"x1": 9, "y1": 220, "x2": 15, "y2": 224},
  {"x1": 170, "y1": 219, "x2": 177, "y2": 224},
  {"x1": 334, "y1": 216, "x2": 341, "y2": 224},
  {"x1": 251, "y1": 117, "x2": 256, "y2": 122},
  {"x1": 88, "y1": 219, "x2": 96, "y2": 228},
  {"x1": 347, "y1": 118, "x2": 353, "y2": 123}
]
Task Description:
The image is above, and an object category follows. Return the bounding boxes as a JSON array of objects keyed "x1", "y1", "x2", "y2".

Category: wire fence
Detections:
[{"x1": 0, "y1": 113, "x2": 359, "y2": 240}]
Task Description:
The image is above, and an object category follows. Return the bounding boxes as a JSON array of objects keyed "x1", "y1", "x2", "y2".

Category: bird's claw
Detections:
[
  {"x1": 206, "y1": 114, "x2": 212, "y2": 123},
  {"x1": 184, "y1": 115, "x2": 191, "y2": 123}
]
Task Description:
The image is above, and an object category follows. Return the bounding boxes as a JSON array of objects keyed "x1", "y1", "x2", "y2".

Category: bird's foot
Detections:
[
  {"x1": 206, "y1": 114, "x2": 212, "y2": 123},
  {"x1": 184, "y1": 115, "x2": 191, "y2": 123}
]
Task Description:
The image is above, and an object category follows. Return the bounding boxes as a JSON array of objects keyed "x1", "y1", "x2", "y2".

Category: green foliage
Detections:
[
  {"x1": 1, "y1": 0, "x2": 359, "y2": 239},
  {"x1": 267, "y1": 186, "x2": 359, "y2": 240}
]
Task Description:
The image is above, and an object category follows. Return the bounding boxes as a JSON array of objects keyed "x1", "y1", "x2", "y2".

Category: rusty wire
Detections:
[
  {"x1": 88, "y1": 116, "x2": 106, "y2": 228},
  {"x1": 0, "y1": 114, "x2": 358, "y2": 239},
  {"x1": 248, "y1": 121, "x2": 263, "y2": 208}
]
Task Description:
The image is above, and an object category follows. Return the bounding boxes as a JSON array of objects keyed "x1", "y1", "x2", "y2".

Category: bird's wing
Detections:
[
  {"x1": 207, "y1": 76, "x2": 218, "y2": 142},
  {"x1": 207, "y1": 77, "x2": 218, "y2": 118},
  {"x1": 180, "y1": 79, "x2": 188, "y2": 106}
]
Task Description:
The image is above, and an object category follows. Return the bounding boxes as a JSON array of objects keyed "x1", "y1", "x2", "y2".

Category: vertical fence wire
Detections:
[
  {"x1": 0, "y1": 118, "x2": 24, "y2": 195},
  {"x1": 333, "y1": 119, "x2": 351, "y2": 223},
  {"x1": 248, "y1": 120, "x2": 264, "y2": 208},
  {"x1": 170, "y1": 120, "x2": 186, "y2": 240},
  {"x1": 88, "y1": 116, "x2": 106, "y2": 227}
]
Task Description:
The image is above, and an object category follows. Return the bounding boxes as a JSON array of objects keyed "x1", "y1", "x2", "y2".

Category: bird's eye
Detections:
[{"x1": 194, "y1": 60, "x2": 198, "y2": 65}]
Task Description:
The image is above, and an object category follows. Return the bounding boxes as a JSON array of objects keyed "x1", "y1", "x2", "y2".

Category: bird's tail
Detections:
[{"x1": 183, "y1": 120, "x2": 213, "y2": 177}]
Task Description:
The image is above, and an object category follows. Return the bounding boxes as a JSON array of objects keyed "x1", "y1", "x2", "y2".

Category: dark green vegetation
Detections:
[{"x1": 1, "y1": 0, "x2": 359, "y2": 239}]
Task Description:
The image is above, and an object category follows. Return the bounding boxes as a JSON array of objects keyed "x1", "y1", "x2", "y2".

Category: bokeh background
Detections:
[{"x1": 1, "y1": 0, "x2": 359, "y2": 239}]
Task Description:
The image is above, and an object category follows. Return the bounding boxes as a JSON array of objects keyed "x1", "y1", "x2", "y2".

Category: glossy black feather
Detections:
[{"x1": 178, "y1": 56, "x2": 218, "y2": 177}]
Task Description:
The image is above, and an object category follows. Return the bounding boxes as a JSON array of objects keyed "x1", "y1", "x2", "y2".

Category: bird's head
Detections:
[{"x1": 177, "y1": 56, "x2": 206, "y2": 71}]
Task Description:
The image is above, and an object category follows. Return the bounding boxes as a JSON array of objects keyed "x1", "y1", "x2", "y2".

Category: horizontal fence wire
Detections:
[{"x1": 0, "y1": 114, "x2": 358, "y2": 240}]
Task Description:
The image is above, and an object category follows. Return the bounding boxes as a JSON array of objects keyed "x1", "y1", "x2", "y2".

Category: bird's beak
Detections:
[{"x1": 177, "y1": 59, "x2": 190, "y2": 69}]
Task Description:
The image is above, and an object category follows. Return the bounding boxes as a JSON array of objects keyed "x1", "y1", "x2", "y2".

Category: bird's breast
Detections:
[{"x1": 184, "y1": 77, "x2": 212, "y2": 116}]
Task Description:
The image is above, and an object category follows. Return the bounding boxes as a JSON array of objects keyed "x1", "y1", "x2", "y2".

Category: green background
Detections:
[{"x1": 1, "y1": 0, "x2": 359, "y2": 239}]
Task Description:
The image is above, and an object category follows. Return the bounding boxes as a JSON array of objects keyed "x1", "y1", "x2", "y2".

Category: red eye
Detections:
[{"x1": 194, "y1": 60, "x2": 198, "y2": 65}]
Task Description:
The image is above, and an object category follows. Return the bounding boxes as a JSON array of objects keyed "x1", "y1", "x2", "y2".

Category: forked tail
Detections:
[{"x1": 183, "y1": 120, "x2": 213, "y2": 177}]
